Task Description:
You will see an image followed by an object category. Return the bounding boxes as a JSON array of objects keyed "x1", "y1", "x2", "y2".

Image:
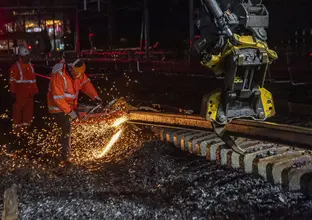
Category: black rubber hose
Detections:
[{"x1": 202, "y1": 0, "x2": 223, "y2": 19}]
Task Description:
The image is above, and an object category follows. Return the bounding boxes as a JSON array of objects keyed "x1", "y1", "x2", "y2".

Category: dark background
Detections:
[
  {"x1": 80, "y1": 0, "x2": 312, "y2": 50},
  {"x1": 1, "y1": 0, "x2": 311, "y2": 50}
]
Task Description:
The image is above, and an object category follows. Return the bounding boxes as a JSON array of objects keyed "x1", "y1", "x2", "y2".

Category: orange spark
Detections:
[
  {"x1": 96, "y1": 129, "x2": 123, "y2": 158},
  {"x1": 112, "y1": 116, "x2": 127, "y2": 128}
]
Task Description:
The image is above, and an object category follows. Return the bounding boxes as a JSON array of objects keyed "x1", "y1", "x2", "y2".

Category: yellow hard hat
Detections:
[{"x1": 69, "y1": 59, "x2": 86, "y2": 74}]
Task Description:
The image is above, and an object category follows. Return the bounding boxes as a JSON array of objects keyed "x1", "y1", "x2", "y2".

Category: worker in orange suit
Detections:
[
  {"x1": 9, "y1": 46, "x2": 38, "y2": 135},
  {"x1": 47, "y1": 58, "x2": 102, "y2": 166}
]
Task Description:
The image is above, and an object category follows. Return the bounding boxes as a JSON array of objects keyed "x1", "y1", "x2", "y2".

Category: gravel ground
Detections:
[{"x1": 1, "y1": 126, "x2": 312, "y2": 220}]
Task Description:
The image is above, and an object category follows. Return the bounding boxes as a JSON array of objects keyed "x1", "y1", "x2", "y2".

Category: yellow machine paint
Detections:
[
  {"x1": 259, "y1": 87, "x2": 276, "y2": 118},
  {"x1": 204, "y1": 90, "x2": 220, "y2": 121},
  {"x1": 201, "y1": 34, "x2": 277, "y2": 72},
  {"x1": 201, "y1": 34, "x2": 278, "y2": 124},
  {"x1": 205, "y1": 87, "x2": 275, "y2": 122}
]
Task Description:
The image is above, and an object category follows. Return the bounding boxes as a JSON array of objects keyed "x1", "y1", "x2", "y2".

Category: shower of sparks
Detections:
[
  {"x1": 0, "y1": 114, "x2": 147, "y2": 171},
  {"x1": 0, "y1": 113, "x2": 9, "y2": 119},
  {"x1": 0, "y1": 69, "x2": 146, "y2": 172},
  {"x1": 95, "y1": 128, "x2": 123, "y2": 159},
  {"x1": 70, "y1": 118, "x2": 113, "y2": 163},
  {"x1": 112, "y1": 116, "x2": 128, "y2": 128}
]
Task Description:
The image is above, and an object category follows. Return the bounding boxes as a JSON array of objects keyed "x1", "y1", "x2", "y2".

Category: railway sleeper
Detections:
[{"x1": 152, "y1": 127, "x2": 312, "y2": 196}]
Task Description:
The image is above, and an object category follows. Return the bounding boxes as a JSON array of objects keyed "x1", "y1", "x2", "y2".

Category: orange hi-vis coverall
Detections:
[
  {"x1": 47, "y1": 61, "x2": 99, "y2": 162},
  {"x1": 9, "y1": 61, "x2": 38, "y2": 128},
  {"x1": 47, "y1": 62, "x2": 98, "y2": 114}
]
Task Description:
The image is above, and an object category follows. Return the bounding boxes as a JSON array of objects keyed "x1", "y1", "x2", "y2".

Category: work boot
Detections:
[
  {"x1": 64, "y1": 160, "x2": 73, "y2": 168},
  {"x1": 58, "y1": 159, "x2": 73, "y2": 169},
  {"x1": 59, "y1": 140, "x2": 72, "y2": 169}
]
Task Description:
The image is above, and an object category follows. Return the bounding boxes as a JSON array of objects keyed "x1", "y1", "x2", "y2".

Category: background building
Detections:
[{"x1": 0, "y1": 5, "x2": 77, "y2": 55}]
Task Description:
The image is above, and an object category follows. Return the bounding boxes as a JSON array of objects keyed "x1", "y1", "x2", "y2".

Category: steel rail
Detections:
[{"x1": 127, "y1": 111, "x2": 312, "y2": 148}]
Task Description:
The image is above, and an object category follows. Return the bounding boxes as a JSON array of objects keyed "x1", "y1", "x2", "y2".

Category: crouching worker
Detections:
[{"x1": 47, "y1": 59, "x2": 102, "y2": 166}]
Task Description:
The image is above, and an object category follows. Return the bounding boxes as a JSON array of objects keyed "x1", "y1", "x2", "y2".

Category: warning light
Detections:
[
  {"x1": 310, "y1": 52, "x2": 312, "y2": 57},
  {"x1": 28, "y1": 45, "x2": 32, "y2": 50},
  {"x1": 89, "y1": 33, "x2": 94, "y2": 37}
]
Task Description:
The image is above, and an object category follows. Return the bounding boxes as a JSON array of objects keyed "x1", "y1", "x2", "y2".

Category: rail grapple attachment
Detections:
[
  {"x1": 201, "y1": 86, "x2": 275, "y2": 124},
  {"x1": 200, "y1": 35, "x2": 277, "y2": 124}
]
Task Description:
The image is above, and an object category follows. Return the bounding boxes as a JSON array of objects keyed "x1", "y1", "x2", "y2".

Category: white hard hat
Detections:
[{"x1": 18, "y1": 46, "x2": 30, "y2": 56}]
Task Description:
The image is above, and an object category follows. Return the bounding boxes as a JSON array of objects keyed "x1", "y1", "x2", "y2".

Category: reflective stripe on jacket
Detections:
[
  {"x1": 9, "y1": 61, "x2": 38, "y2": 96},
  {"x1": 47, "y1": 62, "x2": 98, "y2": 114}
]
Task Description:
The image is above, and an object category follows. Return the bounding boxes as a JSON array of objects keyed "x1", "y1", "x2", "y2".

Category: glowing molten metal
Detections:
[
  {"x1": 96, "y1": 129, "x2": 123, "y2": 158},
  {"x1": 112, "y1": 116, "x2": 127, "y2": 128}
]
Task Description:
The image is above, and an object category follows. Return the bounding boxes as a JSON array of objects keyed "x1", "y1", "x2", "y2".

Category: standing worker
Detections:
[
  {"x1": 47, "y1": 58, "x2": 102, "y2": 166},
  {"x1": 9, "y1": 46, "x2": 38, "y2": 135}
]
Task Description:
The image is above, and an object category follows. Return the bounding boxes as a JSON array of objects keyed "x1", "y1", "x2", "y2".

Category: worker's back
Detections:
[{"x1": 9, "y1": 61, "x2": 38, "y2": 97}]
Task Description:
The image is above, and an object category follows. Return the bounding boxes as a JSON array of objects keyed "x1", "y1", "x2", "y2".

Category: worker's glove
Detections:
[
  {"x1": 94, "y1": 96, "x2": 103, "y2": 105},
  {"x1": 11, "y1": 93, "x2": 16, "y2": 103},
  {"x1": 68, "y1": 111, "x2": 78, "y2": 120}
]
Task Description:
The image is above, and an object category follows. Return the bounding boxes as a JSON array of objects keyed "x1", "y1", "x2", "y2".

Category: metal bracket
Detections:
[{"x1": 211, "y1": 121, "x2": 245, "y2": 154}]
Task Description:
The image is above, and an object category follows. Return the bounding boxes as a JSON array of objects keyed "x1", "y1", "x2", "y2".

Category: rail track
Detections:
[
  {"x1": 121, "y1": 111, "x2": 312, "y2": 196},
  {"x1": 2, "y1": 106, "x2": 312, "y2": 218}
]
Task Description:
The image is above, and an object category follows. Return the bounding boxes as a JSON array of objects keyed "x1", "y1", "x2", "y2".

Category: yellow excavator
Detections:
[
  {"x1": 193, "y1": 0, "x2": 278, "y2": 152},
  {"x1": 81, "y1": 0, "x2": 278, "y2": 153}
]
